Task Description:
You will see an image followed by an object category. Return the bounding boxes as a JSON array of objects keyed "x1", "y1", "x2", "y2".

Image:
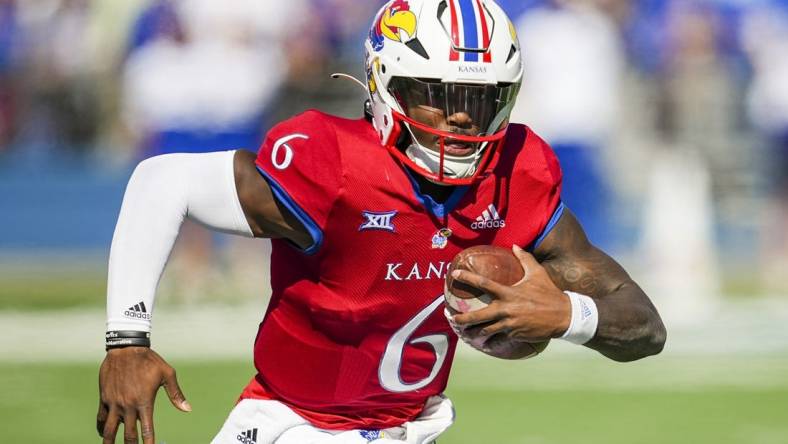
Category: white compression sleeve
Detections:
[{"x1": 106, "y1": 150, "x2": 253, "y2": 332}]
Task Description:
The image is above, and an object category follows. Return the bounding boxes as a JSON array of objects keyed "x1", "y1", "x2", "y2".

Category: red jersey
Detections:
[{"x1": 244, "y1": 110, "x2": 562, "y2": 430}]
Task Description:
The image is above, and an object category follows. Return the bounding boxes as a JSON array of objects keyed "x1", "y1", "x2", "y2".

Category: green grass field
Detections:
[
  {"x1": 0, "y1": 273, "x2": 106, "y2": 310},
  {"x1": 3, "y1": 355, "x2": 788, "y2": 444}
]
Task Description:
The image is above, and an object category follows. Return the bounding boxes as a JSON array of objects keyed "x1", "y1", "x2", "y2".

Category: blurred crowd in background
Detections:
[{"x1": 0, "y1": 0, "x2": 786, "y2": 308}]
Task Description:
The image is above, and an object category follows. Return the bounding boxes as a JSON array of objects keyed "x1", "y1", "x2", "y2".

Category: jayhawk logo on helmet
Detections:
[{"x1": 370, "y1": 0, "x2": 418, "y2": 51}]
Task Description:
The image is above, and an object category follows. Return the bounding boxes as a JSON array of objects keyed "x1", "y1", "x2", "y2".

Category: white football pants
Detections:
[{"x1": 210, "y1": 395, "x2": 454, "y2": 444}]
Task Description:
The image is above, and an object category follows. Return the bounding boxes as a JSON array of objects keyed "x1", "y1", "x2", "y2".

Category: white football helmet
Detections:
[{"x1": 365, "y1": 0, "x2": 523, "y2": 185}]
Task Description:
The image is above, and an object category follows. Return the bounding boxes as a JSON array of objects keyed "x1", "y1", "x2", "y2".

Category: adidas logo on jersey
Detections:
[
  {"x1": 124, "y1": 302, "x2": 151, "y2": 320},
  {"x1": 237, "y1": 428, "x2": 258, "y2": 444},
  {"x1": 471, "y1": 204, "x2": 506, "y2": 230}
]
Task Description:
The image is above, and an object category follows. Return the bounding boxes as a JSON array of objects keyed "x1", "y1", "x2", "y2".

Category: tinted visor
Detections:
[{"x1": 388, "y1": 77, "x2": 520, "y2": 136}]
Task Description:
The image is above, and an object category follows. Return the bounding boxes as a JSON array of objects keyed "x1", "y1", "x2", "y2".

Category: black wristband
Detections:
[
  {"x1": 105, "y1": 331, "x2": 151, "y2": 351},
  {"x1": 105, "y1": 330, "x2": 150, "y2": 340}
]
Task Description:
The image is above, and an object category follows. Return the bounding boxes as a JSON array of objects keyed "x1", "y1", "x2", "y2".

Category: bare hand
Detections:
[
  {"x1": 450, "y1": 245, "x2": 572, "y2": 342},
  {"x1": 97, "y1": 347, "x2": 191, "y2": 444}
]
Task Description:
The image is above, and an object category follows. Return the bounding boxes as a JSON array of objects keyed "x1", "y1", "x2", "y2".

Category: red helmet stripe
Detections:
[
  {"x1": 475, "y1": 0, "x2": 492, "y2": 63},
  {"x1": 449, "y1": 0, "x2": 460, "y2": 61}
]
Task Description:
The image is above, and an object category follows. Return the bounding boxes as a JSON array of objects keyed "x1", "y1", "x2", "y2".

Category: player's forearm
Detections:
[
  {"x1": 538, "y1": 238, "x2": 665, "y2": 361},
  {"x1": 584, "y1": 281, "x2": 666, "y2": 362},
  {"x1": 106, "y1": 151, "x2": 253, "y2": 332},
  {"x1": 548, "y1": 260, "x2": 666, "y2": 361}
]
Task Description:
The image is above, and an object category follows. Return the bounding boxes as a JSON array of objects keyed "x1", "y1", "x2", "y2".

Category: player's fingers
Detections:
[
  {"x1": 511, "y1": 245, "x2": 541, "y2": 281},
  {"x1": 96, "y1": 401, "x2": 109, "y2": 436},
  {"x1": 139, "y1": 404, "x2": 155, "y2": 444},
  {"x1": 162, "y1": 369, "x2": 192, "y2": 412},
  {"x1": 477, "y1": 319, "x2": 510, "y2": 337},
  {"x1": 461, "y1": 319, "x2": 496, "y2": 338},
  {"x1": 123, "y1": 409, "x2": 139, "y2": 444},
  {"x1": 443, "y1": 308, "x2": 465, "y2": 334},
  {"x1": 450, "y1": 269, "x2": 510, "y2": 297},
  {"x1": 102, "y1": 405, "x2": 121, "y2": 444},
  {"x1": 451, "y1": 303, "x2": 505, "y2": 327}
]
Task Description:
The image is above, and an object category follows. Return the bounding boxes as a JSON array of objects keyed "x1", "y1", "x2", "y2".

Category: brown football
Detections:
[{"x1": 444, "y1": 245, "x2": 550, "y2": 360}]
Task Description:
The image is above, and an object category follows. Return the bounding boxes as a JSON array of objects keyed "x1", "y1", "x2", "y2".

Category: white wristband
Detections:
[{"x1": 560, "y1": 291, "x2": 599, "y2": 345}]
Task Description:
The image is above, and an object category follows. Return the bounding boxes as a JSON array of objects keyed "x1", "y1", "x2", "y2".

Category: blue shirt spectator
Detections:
[
  {"x1": 0, "y1": 0, "x2": 20, "y2": 73},
  {"x1": 126, "y1": 0, "x2": 183, "y2": 57}
]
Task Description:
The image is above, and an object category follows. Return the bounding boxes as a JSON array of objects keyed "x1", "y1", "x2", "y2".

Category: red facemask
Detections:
[{"x1": 383, "y1": 109, "x2": 508, "y2": 185}]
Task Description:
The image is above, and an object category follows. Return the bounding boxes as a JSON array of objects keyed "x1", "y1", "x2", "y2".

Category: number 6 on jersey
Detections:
[
  {"x1": 378, "y1": 296, "x2": 449, "y2": 393},
  {"x1": 271, "y1": 134, "x2": 308, "y2": 170}
]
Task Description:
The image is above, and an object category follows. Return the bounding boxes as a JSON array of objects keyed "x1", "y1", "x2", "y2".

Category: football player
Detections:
[{"x1": 98, "y1": 1, "x2": 666, "y2": 443}]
